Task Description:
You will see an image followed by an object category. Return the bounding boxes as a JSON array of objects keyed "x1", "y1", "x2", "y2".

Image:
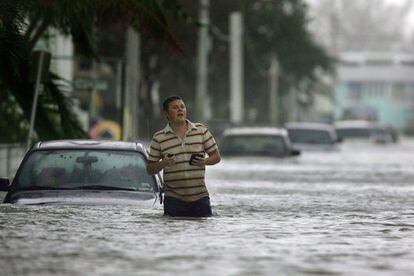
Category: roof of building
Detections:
[{"x1": 338, "y1": 51, "x2": 414, "y2": 82}]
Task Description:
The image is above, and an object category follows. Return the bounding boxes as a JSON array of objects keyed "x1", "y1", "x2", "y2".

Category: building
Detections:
[{"x1": 335, "y1": 52, "x2": 414, "y2": 133}]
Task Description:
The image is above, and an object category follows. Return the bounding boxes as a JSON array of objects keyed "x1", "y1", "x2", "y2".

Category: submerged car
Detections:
[
  {"x1": 220, "y1": 127, "x2": 300, "y2": 157},
  {"x1": 0, "y1": 140, "x2": 163, "y2": 205},
  {"x1": 335, "y1": 120, "x2": 393, "y2": 144},
  {"x1": 285, "y1": 122, "x2": 341, "y2": 151}
]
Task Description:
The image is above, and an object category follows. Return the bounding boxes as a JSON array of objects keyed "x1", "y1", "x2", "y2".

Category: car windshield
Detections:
[
  {"x1": 288, "y1": 129, "x2": 333, "y2": 144},
  {"x1": 15, "y1": 150, "x2": 155, "y2": 192},
  {"x1": 336, "y1": 128, "x2": 371, "y2": 139},
  {"x1": 221, "y1": 135, "x2": 287, "y2": 156}
]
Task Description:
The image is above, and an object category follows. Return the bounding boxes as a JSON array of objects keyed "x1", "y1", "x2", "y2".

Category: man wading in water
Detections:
[{"x1": 146, "y1": 96, "x2": 221, "y2": 217}]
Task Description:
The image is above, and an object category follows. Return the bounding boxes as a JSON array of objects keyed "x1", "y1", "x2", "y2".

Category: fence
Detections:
[{"x1": 0, "y1": 144, "x2": 26, "y2": 179}]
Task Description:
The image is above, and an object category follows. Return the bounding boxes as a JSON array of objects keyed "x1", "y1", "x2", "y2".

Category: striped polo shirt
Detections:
[{"x1": 148, "y1": 120, "x2": 218, "y2": 202}]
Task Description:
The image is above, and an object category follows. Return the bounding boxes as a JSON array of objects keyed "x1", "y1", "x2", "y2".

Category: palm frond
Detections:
[
  {"x1": 44, "y1": 74, "x2": 87, "y2": 139},
  {"x1": 92, "y1": 0, "x2": 182, "y2": 53},
  {"x1": 1, "y1": 0, "x2": 183, "y2": 143},
  {"x1": 0, "y1": 26, "x2": 29, "y2": 81}
]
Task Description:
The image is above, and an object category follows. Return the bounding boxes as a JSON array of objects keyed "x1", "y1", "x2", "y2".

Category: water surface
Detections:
[{"x1": 1, "y1": 139, "x2": 414, "y2": 275}]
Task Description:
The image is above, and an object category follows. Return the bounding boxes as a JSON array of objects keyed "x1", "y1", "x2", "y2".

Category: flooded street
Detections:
[{"x1": 2, "y1": 139, "x2": 414, "y2": 275}]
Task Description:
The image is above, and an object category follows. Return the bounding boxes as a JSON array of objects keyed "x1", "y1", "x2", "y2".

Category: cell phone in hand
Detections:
[
  {"x1": 189, "y1": 154, "x2": 203, "y2": 165},
  {"x1": 164, "y1": 153, "x2": 174, "y2": 158}
]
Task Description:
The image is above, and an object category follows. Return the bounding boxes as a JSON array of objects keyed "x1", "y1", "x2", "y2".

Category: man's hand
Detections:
[
  {"x1": 147, "y1": 155, "x2": 176, "y2": 175},
  {"x1": 162, "y1": 155, "x2": 176, "y2": 167},
  {"x1": 191, "y1": 155, "x2": 205, "y2": 166}
]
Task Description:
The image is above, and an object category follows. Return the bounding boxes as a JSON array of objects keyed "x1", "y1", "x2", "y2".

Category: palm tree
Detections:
[{"x1": 0, "y1": 0, "x2": 180, "y2": 142}]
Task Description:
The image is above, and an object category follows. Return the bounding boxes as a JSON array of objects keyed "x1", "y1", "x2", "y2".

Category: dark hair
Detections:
[{"x1": 163, "y1": 95, "x2": 183, "y2": 111}]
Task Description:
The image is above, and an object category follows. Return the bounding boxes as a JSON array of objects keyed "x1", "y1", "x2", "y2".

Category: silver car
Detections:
[
  {"x1": 334, "y1": 120, "x2": 394, "y2": 144},
  {"x1": 285, "y1": 122, "x2": 341, "y2": 151},
  {"x1": 220, "y1": 127, "x2": 300, "y2": 157},
  {"x1": 0, "y1": 140, "x2": 163, "y2": 205}
]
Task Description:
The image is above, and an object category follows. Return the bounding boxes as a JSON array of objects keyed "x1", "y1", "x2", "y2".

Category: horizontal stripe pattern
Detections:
[
  {"x1": 163, "y1": 143, "x2": 183, "y2": 152},
  {"x1": 149, "y1": 153, "x2": 161, "y2": 159},
  {"x1": 163, "y1": 168, "x2": 205, "y2": 175},
  {"x1": 150, "y1": 146, "x2": 160, "y2": 152},
  {"x1": 147, "y1": 120, "x2": 218, "y2": 201},
  {"x1": 203, "y1": 129, "x2": 218, "y2": 153},
  {"x1": 164, "y1": 176, "x2": 205, "y2": 183},
  {"x1": 158, "y1": 136, "x2": 179, "y2": 144}
]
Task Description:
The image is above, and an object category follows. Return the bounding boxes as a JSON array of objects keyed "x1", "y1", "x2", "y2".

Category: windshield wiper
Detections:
[{"x1": 71, "y1": 185, "x2": 137, "y2": 191}]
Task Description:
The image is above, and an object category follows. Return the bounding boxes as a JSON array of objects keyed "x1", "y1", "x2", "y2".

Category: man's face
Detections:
[{"x1": 165, "y1": 99, "x2": 187, "y2": 123}]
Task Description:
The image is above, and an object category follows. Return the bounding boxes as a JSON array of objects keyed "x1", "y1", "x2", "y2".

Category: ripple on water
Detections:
[{"x1": 2, "y1": 141, "x2": 414, "y2": 274}]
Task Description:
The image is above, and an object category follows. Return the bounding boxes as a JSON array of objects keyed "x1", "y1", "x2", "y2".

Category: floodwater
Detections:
[{"x1": 1, "y1": 139, "x2": 414, "y2": 275}]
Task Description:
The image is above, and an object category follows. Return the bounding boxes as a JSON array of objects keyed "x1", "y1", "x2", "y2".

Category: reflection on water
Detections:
[{"x1": 1, "y1": 139, "x2": 414, "y2": 275}]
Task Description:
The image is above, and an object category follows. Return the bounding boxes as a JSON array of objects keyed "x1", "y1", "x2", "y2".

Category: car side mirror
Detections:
[
  {"x1": 336, "y1": 137, "x2": 343, "y2": 143},
  {"x1": 290, "y1": 149, "x2": 301, "y2": 156},
  {"x1": 0, "y1": 178, "x2": 11, "y2": 191}
]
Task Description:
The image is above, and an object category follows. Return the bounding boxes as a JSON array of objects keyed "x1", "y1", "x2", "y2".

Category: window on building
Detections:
[
  {"x1": 366, "y1": 82, "x2": 386, "y2": 98},
  {"x1": 347, "y1": 82, "x2": 362, "y2": 100},
  {"x1": 392, "y1": 83, "x2": 405, "y2": 102}
]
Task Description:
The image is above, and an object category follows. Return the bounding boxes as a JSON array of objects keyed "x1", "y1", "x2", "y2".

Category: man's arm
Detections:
[
  {"x1": 147, "y1": 156, "x2": 176, "y2": 175},
  {"x1": 191, "y1": 149, "x2": 221, "y2": 166},
  {"x1": 205, "y1": 149, "x2": 221, "y2": 165},
  {"x1": 199, "y1": 127, "x2": 220, "y2": 166}
]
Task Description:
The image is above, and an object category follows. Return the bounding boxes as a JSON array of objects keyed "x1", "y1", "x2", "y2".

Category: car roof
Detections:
[
  {"x1": 222, "y1": 127, "x2": 288, "y2": 136},
  {"x1": 33, "y1": 140, "x2": 147, "y2": 152},
  {"x1": 285, "y1": 122, "x2": 335, "y2": 131},
  {"x1": 334, "y1": 120, "x2": 378, "y2": 129}
]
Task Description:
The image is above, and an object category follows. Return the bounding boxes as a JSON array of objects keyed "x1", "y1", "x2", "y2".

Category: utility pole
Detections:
[
  {"x1": 123, "y1": 28, "x2": 140, "y2": 140},
  {"x1": 329, "y1": 0, "x2": 339, "y2": 56},
  {"x1": 195, "y1": 0, "x2": 211, "y2": 122},
  {"x1": 269, "y1": 55, "x2": 279, "y2": 125},
  {"x1": 89, "y1": 61, "x2": 98, "y2": 119},
  {"x1": 27, "y1": 50, "x2": 51, "y2": 151},
  {"x1": 229, "y1": 12, "x2": 244, "y2": 124}
]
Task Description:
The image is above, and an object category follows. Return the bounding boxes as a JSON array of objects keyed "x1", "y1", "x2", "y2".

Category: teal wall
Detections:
[{"x1": 334, "y1": 82, "x2": 414, "y2": 130}]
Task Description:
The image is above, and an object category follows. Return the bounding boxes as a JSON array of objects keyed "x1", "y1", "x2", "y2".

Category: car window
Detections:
[
  {"x1": 288, "y1": 129, "x2": 334, "y2": 144},
  {"x1": 221, "y1": 135, "x2": 287, "y2": 156},
  {"x1": 336, "y1": 128, "x2": 371, "y2": 139},
  {"x1": 15, "y1": 150, "x2": 155, "y2": 192}
]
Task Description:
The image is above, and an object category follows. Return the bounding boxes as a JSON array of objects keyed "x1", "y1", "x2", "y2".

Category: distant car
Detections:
[
  {"x1": 335, "y1": 120, "x2": 393, "y2": 144},
  {"x1": 384, "y1": 125, "x2": 399, "y2": 143},
  {"x1": 285, "y1": 122, "x2": 341, "y2": 151},
  {"x1": 220, "y1": 127, "x2": 300, "y2": 157},
  {"x1": 0, "y1": 140, "x2": 163, "y2": 205}
]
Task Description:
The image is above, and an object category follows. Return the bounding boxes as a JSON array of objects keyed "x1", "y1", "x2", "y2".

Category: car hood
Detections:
[
  {"x1": 292, "y1": 142, "x2": 339, "y2": 151},
  {"x1": 7, "y1": 189, "x2": 159, "y2": 206}
]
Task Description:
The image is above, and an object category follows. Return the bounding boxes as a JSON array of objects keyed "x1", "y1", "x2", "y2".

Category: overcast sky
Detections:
[
  {"x1": 306, "y1": 0, "x2": 414, "y2": 34},
  {"x1": 386, "y1": 0, "x2": 414, "y2": 27}
]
